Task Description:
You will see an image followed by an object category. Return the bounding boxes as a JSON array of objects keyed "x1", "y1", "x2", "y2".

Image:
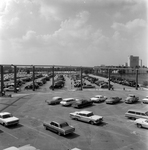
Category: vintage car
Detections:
[
  {"x1": 125, "y1": 94, "x2": 139, "y2": 104},
  {"x1": 45, "y1": 97, "x2": 62, "y2": 105},
  {"x1": 4, "y1": 86, "x2": 20, "y2": 92},
  {"x1": 106, "y1": 97, "x2": 122, "y2": 104},
  {"x1": 83, "y1": 84, "x2": 95, "y2": 89},
  {"x1": 135, "y1": 118, "x2": 148, "y2": 129},
  {"x1": 72, "y1": 99, "x2": 93, "y2": 108},
  {"x1": 142, "y1": 96, "x2": 148, "y2": 104},
  {"x1": 60, "y1": 98, "x2": 76, "y2": 106},
  {"x1": 91, "y1": 95, "x2": 107, "y2": 103},
  {"x1": 70, "y1": 110, "x2": 103, "y2": 125},
  {"x1": 0, "y1": 112, "x2": 19, "y2": 126},
  {"x1": 43, "y1": 119, "x2": 75, "y2": 136}
]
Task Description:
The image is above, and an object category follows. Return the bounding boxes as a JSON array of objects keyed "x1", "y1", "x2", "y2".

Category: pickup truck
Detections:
[
  {"x1": 43, "y1": 119, "x2": 75, "y2": 136},
  {"x1": 125, "y1": 94, "x2": 139, "y2": 104}
]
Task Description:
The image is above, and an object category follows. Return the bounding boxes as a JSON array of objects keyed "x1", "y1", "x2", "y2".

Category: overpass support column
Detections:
[
  {"x1": 80, "y1": 67, "x2": 83, "y2": 91},
  {"x1": 1, "y1": 65, "x2": 4, "y2": 95},
  {"x1": 14, "y1": 65, "x2": 17, "y2": 93},
  {"x1": 32, "y1": 65, "x2": 35, "y2": 91},
  {"x1": 108, "y1": 69, "x2": 111, "y2": 90},
  {"x1": 136, "y1": 69, "x2": 138, "y2": 90},
  {"x1": 52, "y1": 66, "x2": 54, "y2": 91}
]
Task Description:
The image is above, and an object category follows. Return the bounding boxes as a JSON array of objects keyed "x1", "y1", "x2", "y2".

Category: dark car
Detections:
[
  {"x1": 43, "y1": 119, "x2": 75, "y2": 136},
  {"x1": 106, "y1": 97, "x2": 122, "y2": 104},
  {"x1": 83, "y1": 84, "x2": 95, "y2": 89},
  {"x1": 45, "y1": 97, "x2": 62, "y2": 105},
  {"x1": 72, "y1": 99, "x2": 93, "y2": 108}
]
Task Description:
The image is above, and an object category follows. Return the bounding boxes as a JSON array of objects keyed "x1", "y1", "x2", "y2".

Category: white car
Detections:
[
  {"x1": 142, "y1": 96, "x2": 148, "y2": 104},
  {"x1": 91, "y1": 95, "x2": 107, "y2": 103},
  {"x1": 0, "y1": 112, "x2": 19, "y2": 126},
  {"x1": 135, "y1": 118, "x2": 148, "y2": 129},
  {"x1": 70, "y1": 110, "x2": 103, "y2": 125},
  {"x1": 60, "y1": 98, "x2": 76, "y2": 106}
]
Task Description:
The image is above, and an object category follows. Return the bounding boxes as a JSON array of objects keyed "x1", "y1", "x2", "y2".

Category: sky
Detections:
[{"x1": 0, "y1": 0, "x2": 147, "y2": 67}]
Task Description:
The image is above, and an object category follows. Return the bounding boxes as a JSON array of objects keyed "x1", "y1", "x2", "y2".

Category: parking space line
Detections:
[{"x1": 3, "y1": 130, "x2": 18, "y2": 139}]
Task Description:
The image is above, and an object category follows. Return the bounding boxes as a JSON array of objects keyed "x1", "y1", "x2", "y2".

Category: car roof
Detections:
[
  {"x1": 127, "y1": 109, "x2": 148, "y2": 113},
  {"x1": 0, "y1": 112, "x2": 11, "y2": 115},
  {"x1": 78, "y1": 110, "x2": 92, "y2": 114},
  {"x1": 95, "y1": 95, "x2": 103, "y2": 97},
  {"x1": 52, "y1": 96, "x2": 62, "y2": 100},
  {"x1": 45, "y1": 118, "x2": 68, "y2": 124},
  {"x1": 63, "y1": 98, "x2": 74, "y2": 101}
]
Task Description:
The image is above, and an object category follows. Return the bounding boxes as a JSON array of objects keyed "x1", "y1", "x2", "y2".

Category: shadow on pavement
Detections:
[
  {"x1": 64, "y1": 132, "x2": 80, "y2": 139},
  {"x1": 7, "y1": 124, "x2": 23, "y2": 129}
]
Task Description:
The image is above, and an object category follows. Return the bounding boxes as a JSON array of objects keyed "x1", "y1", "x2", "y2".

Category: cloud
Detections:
[{"x1": 111, "y1": 19, "x2": 146, "y2": 32}]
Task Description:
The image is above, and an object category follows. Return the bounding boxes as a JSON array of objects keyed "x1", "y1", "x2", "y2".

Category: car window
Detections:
[
  {"x1": 60, "y1": 122, "x2": 68, "y2": 128},
  {"x1": 128, "y1": 111, "x2": 135, "y2": 114},
  {"x1": 141, "y1": 113, "x2": 146, "y2": 116},
  {"x1": 2, "y1": 114, "x2": 12, "y2": 118},
  {"x1": 136, "y1": 112, "x2": 141, "y2": 115},
  {"x1": 87, "y1": 112, "x2": 94, "y2": 117},
  {"x1": 54, "y1": 123, "x2": 59, "y2": 127}
]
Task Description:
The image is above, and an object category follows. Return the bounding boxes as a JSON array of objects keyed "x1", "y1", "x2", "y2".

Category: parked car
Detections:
[
  {"x1": 91, "y1": 95, "x2": 107, "y2": 103},
  {"x1": 135, "y1": 118, "x2": 148, "y2": 129},
  {"x1": 72, "y1": 99, "x2": 93, "y2": 108},
  {"x1": 0, "y1": 112, "x2": 19, "y2": 126},
  {"x1": 60, "y1": 98, "x2": 76, "y2": 106},
  {"x1": 100, "y1": 83, "x2": 113, "y2": 89},
  {"x1": 43, "y1": 119, "x2": 75, "y2": 136},
  {"x1": 70, "y1": 110, "x2": 103, "y2": 125},
  {"x1": 142, "y1": 96, "x2": 148, "y2": 104},
  {"x1": 125, "y1": 109, "x2": 148, "y2": 120},
  {"x1": 125, "y1": 94, "x2": 139, "y2": 104},
  {"x1": 4, "y1": 86, "x2": 20, "y2": 92},
  {"x1": 49, "y1": 83, "x2": 63, "y2": 89},
  {"x1": 106, "y1": 97, "x2": 122, "y2": 104},
  {"x1": 45, "y1": 97, "x2": 62, "y2": 105},
  {"x1": 83, "y1": 84, "x2": 95, "y2": 89}
]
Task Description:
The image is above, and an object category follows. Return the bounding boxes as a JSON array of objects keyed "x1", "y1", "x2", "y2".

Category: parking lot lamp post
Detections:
[
  {"x1": 108, "y1": 69, "x2": 111, "y2": 90},
  {"x1": 0, "y1": 65, "x2": 4, "y2": 95},
  {"x1": 52, "y1": 66, "x2": 54, "y2": 91},
  {"x1": 14, "y1": 65, "x2": 17, "y2": 93},
  {"x1": 136, "y1": 69, "x2": 138, "y2": 90},
  {"x1": 80, "y1": 67, "x2": 83, "y2": 91},
  {"x1": 32, "y1": 65, "x2": 35, "y2": 91}
]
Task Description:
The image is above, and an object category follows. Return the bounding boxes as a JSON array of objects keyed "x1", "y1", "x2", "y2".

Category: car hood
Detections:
[
  {"x1": 3, "y1": 117, "x2": 19, "y2": 122},
  {"x1": 89, "y1": 115, "x2": 102, "y2": 120}
]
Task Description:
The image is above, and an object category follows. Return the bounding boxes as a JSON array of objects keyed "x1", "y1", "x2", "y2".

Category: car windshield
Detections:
[
  {"x1": 60, "y1": 122, "x2": 69, "y2": 128},
  {"x1": 2, "y1": 114, "x2": 12, "y2": 118},
  {"x1": 87, "y1": 112, "x2": 94, "y2": 117}
]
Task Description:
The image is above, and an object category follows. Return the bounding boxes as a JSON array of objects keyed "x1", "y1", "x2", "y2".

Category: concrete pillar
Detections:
[
  {"x1": 108, "y1": 69, "x2": 111, "y2": 90},
  {"x1": 136, "y1": 69, "x2": 138, "y2": 90},
  {"x1": 52, "y1": 66, "x2": 54, "y2": 91},
  {"x1": 32, "y1": 65, "x2": 35, "y2": 91},
  {"x1": 1, "y1": 65, "x2": 4, "y2": 95},
  {"x1": 80, "y1": 67, "x2": 83, "y2": 91},
  {"x1": 14, "y1": 65, "x2": 17, "y2": 93}
]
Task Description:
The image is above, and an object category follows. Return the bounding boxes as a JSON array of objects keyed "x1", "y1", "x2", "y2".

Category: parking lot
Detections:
[{"x1": 0, "y1": 75, "x2": 148, "y2": 150}]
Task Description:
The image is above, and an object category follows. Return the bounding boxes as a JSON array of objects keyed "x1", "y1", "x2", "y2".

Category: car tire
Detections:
[
  {"x1": 58, "y1": 132, "x2": 61, "y2": 136},
  {"x1": 90, "y1": 121, "x2": 94, "y2": 125},
  {"x1": 137, "y1": 124, "x2": 142, "y2": 128}
]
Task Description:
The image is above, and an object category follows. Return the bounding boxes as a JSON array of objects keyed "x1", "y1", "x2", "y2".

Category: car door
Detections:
[
  {"x1": 79, "y1": 113, "x2": 88, "y2": 122},
  {"x1": 49, "y1": 122, "x2": 58, "y2": 132}
]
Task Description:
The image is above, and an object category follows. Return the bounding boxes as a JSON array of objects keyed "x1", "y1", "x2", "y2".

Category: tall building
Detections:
[{"x1": 128, "y1": 55, "x2": 139, "y2": 68}]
